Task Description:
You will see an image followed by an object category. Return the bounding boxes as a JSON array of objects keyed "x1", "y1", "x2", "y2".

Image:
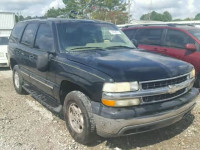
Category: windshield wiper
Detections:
[
  {"x1": 68, "y1": 47, "x2": 106, "y2": 51},
  {"x1": 105, "y1": 45, "x2": 135, "y2": 49}
]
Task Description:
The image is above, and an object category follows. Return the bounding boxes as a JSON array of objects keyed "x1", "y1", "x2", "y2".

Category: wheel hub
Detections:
[
  {"x1": 14, "y1": 71, "x2": 20, "y2": 89},
  {"x1": 68, "y1": 103, "x2": 84, "y2": 133}
]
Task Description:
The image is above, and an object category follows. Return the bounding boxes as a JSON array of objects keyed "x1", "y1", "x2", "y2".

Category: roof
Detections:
[
  {"x1": 122, "y1": 24, "x2": 199, "y2": 31},
  {"x1": 21, "y1": 18, "x2": 113, "y2": 25}
]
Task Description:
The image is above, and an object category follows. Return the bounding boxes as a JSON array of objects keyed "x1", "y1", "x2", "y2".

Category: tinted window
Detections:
[
  {"x1": 135, "y1": 28, "x2": 163, "y2": 45},
  {"x1": 123, "y1": 29, "x2": 137, "y2": 39},
  {"x1": 0, "y1": 37, "x2": 9, "y2": 45},
  {"x1": 57, "y1": 22, "x2": 134, "y2": 51},
  {"x1": 165, "y1": 29, "x2": 195, "y2": 49},
  {"x1": 188, "y1": 29, "x2": 200, "y2": 40},
  {"x1": 10, "y1": 22, "x2": 26, "y2": 43},
  {"x1": 21, "y1": 23, "x2": 38, "y2": 46},
  {"x1": 35, "y1": 24, "x2": 53, "y2": 51}
]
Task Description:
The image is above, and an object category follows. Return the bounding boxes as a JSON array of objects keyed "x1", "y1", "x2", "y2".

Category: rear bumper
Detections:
[
  {"x1": 92, "y1": 88, "x2": 199, "y2": 137},
  {"x1": 0, "y1": 56, "x2": 9, "y2": 67}
]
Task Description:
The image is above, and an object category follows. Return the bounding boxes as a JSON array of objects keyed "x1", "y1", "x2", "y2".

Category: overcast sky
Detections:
[
  {"x1": 0, "y1": 0, "x2": 199, "y2": 20},
  {"x1": 132, "y1": 0, "x2": 200, "y2": 19}
]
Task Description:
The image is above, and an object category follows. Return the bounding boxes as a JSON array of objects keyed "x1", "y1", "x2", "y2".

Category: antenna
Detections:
[
  {"x1": 57, "y1": 0, "x2": 59, "y2": 8},
  {"x1": 128, "y1": 0, "x2": 131, "y2": 23},
  {"x1": 149, "y1": 0, "x2": 152, "y2": 20}
]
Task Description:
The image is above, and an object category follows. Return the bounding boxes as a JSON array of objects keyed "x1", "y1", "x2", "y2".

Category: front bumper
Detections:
[
  {"x1": 0, "y1": 59, "x2": 9, "y2": 67},
  {"x1": 92, "y1": 88, "x2": 199, "y2": 137}
]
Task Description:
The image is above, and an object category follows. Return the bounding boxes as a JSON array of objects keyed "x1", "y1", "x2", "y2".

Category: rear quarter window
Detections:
[{"x1": 10, "y1": 22, "x2": 26, "y2": 43}]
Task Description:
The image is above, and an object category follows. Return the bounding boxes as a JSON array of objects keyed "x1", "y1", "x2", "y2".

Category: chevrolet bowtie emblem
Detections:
[{"x1": 168, "y1": 84, "x2": 183, "y2": 94}]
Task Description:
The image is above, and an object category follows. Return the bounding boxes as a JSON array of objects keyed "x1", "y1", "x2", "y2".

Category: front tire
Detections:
[
  {"x1": 13, "y1": 65, "x2": 26, "y2": 94},
  {"x1": 63, "y1": 91, "x2": 97, "y2": 145}
]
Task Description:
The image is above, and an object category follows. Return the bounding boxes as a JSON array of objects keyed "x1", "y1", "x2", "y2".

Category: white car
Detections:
[{"x1": 0, "y1": 35, "x2": 9, "y2": 67}]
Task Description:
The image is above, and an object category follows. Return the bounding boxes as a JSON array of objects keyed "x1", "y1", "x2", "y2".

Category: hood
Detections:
[{"x1": 67, "y1": 49, "x2": 193, "y2": 82}]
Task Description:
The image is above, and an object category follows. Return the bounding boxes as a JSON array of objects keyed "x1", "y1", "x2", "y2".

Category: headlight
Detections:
[
  {"x1": 189, "y1": 69, "x2": 195, "y2": 79},
  {"x1": 102, "y1": 81, "x2": 139, "y2": 92}
]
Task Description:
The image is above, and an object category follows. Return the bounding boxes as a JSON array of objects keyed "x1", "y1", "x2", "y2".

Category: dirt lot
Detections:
[{"x1": 0, "y1": 68, "x2": 200, "y2": 150}]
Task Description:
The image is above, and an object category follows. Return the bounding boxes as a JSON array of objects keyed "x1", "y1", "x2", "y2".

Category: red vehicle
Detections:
[{"x1": 122, "y1": 25, "x2": 200, "y2": 87}]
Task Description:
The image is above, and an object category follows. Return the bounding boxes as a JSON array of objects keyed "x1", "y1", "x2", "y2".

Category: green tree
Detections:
[
  {"x1": 91, "y1": 0, "x2": 128, "y2": 24},
  {"x1": 15, "y1": 15, "x2": 24, "y2": 22},
  {"x1": 184, "y1": 17, "x2": 193, "y2": 21},
  {"x1": 140, "y1": 13, "x2": 150, "y2": 20},
  {"x1": 44, "y1": 0, "x2": 128, "y2": 23},
  {"x1": 163, "y1": 11, "x2": 172, "y2": 21},
  {"x1": 140, "y1": 11, "x2": 172, "y2": 22},
  {"x1": 62, "y1": 0, "x2": 95, "y2": 18},
  {"x1": 62, "y1": 0, "x2": 128, "y2": 23},
  {"x1": 195, "y1": 13, "x2": 200, "y2": 20},
  {"x1": 151, "y1": 11, "x2": 163, "y2": 21},
  {"x1": 173, "y1": 19, "x2": 182, "y2": 21},
  {"x1": 45, "y1": 7, "x2": 67, "y2": 18},
  {"x1": 92, "y1": 10, "x2": 128, "y2": 24}
]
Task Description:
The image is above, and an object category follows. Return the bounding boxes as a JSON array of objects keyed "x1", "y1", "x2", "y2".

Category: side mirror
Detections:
[
  {"x1": 36, "y1": 53, "x2": 49, "y2": 72},
  {"x1": 131, "y1": 39, "x2": 138, "y2": 48},
  {"x1": 185, "y1": 43, "x2": 196, "y2": 51}
]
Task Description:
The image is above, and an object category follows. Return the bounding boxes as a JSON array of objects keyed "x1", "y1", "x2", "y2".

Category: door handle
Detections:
[
  {"x1": 160, "y1": 49, "x2": 167, "y2": 52},
  {"x1": 29, "y1": 55, "x2": 34, "y2": 59},
  {"x1": 16, "y1": 50, "x2": 20, "y2": 54}
]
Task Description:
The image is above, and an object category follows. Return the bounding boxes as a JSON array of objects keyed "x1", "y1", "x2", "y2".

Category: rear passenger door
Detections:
[
  {"x1": 20, "y1": 23, "x2": 38, "y2": 72},
  {"x1": 135, "y1": 28, "x2": 165, "y2": 54},
  {"x1": 162, "y1": 29, "x2": 195, "y2": 59},
  {"x1": 20, "y1": 23, "x2": 55, "y2": 97}
]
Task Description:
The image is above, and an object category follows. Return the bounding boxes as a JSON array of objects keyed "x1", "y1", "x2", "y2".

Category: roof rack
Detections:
[{"x1": 121, "y1": 23, "x2": 195, "y2": 29}]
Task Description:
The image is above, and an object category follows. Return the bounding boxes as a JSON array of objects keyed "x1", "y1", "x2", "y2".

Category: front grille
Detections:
[
  {"x1": 143, "y1": 88, "x2": 186, "y2": 103},
  {"x1": 141, "y1": 75, "x2": 187, "y2": 90}
]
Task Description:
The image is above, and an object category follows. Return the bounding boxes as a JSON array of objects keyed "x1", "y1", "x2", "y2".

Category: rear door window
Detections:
[
  {"x1": 10, "y1": 22, "x2": 26, "y2": 43},
  {"x1": 34, "y1": 24, "x2": 54, "y2": 52},
  {"x1": 135, "y1": 28, "x2": 164, "y2": 45},
  {"x1": 164, "y1": 29, "x2": 195, "y2": 49},
  {"x1": 21, "y1": 23, "x2": 38, "y2": 47}
]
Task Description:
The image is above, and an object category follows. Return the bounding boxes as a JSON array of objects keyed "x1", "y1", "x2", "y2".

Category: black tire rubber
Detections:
[
  {"x1": 194, "y1": 75, "x2": 200, "y2": 88},
  {"x1": 63, "y1": 91, "x2": 97, "y2": 145},
  {"x1": 13, "y1": 65, "x2": 26, "y2": 94}
]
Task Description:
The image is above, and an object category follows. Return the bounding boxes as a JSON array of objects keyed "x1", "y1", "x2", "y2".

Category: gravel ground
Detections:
[{"x1": 0, "y1": 68, "x2": 200, "y2": 150}]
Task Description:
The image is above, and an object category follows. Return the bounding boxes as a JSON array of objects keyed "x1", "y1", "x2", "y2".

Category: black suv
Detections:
[{"x1": 8, "y1": 19, "x2": 198, "y2": 144}]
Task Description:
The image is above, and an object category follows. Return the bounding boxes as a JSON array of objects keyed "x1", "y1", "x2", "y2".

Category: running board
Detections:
[{"x1": 22, "y1": 84, "x2": 62, "y2": 114}]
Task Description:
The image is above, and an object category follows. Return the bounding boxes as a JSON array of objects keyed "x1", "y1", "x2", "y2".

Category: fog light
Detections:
[{"x1": 102, "y1": 98, "x2": 141, "y2": 107}]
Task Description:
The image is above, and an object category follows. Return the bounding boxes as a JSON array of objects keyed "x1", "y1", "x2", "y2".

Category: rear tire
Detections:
[
  {"x1": 63, "y1": 91, "x2": 97, "y2": 145},
  {"x1": 13, "y1": 65, "x2": 26, "y2": 94}
]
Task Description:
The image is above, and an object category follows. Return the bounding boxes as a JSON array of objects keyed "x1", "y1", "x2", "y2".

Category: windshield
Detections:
[
  {"x1": 189, "y1": 29, "x2": 200, "y2": 40},
  {"x1": 57, "y1": 22, "x2": 135, "y2": 51},
  {"x1": 0, "y1": 37, "x2": 9, "y2": 45}
]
